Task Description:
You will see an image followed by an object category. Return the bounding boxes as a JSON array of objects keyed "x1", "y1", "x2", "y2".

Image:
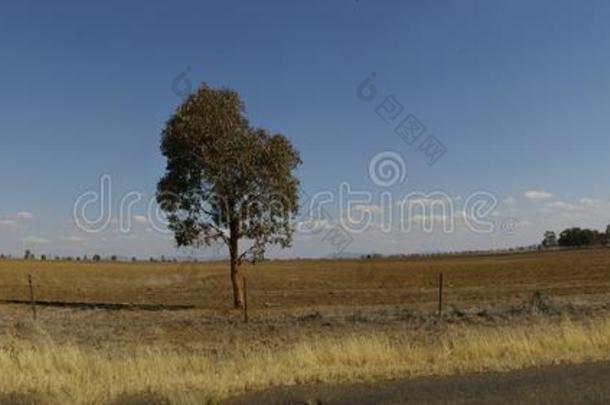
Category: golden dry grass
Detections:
[
  {"x1": 0, "y1": 249, "x2": 609, "y2": 403},
  {"x1": 1, "y1": 316, "x2": 610, "y2": 404}
]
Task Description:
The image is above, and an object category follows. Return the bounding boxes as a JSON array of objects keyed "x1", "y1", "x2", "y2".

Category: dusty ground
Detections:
[
  {"x1": 0, "y1": 248, "x2": 608, "y2": 349},
  {"x1": 1, "y1": 248, "x2": 609, "y2": 310}
]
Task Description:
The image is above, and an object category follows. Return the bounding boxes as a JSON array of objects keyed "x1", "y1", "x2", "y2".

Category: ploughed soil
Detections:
[
  {"x1": 0, "y1": 249, "x2": 609, "y2": 312},
  {"x1": 0, "y1": 248, "x2": 609, "y2": 349}
]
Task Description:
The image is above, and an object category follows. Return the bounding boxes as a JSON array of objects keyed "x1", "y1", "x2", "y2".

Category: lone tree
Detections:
[{"x1": 157, "y1": 84, "x2": 301, "y2": 308}]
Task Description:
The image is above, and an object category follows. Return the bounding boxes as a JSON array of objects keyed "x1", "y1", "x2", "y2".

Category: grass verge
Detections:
[{"x1": 1, "y1": 317, "x2": 610, "y2": 404}]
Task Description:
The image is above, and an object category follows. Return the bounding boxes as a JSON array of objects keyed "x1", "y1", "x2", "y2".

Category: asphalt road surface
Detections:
[{"x1": 226, "y1": 361, "x2": 610, "y2": 404}]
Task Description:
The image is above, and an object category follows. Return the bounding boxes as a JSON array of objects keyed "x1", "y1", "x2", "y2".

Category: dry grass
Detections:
[
  {"x1": 1, "y1": 316, "x2": 610, "y2": 404},
  {"x1": 0, "y1": 249, "x2": 609, "y2": 403}
]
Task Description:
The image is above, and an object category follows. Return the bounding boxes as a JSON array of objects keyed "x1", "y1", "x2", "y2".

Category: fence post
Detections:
[
  {"x1": 438, "y1": 272, "x2": 444, "y2": 318},
  {"x1": 28, "y1": 274, "x2": 37, "y2": 321},
  {"x1": 243, "y1": 276, "x2": 249, "y2": 324}
]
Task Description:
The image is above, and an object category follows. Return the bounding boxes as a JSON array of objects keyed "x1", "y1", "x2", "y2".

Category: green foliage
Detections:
[
  {"x1": 557, "y1": 227, "x2": 606, "y2": 247},
  {"x1": 157, "y1": 84, "x2": 301, "y2": 264}
]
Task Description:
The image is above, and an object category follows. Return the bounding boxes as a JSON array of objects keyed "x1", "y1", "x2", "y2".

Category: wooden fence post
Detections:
[
  {"x1": 28, "y1": 274, "x2": 37, "y2": 321},
  {"x1": 438, "y1": 272, "x2": 444, "y2": 318},
  {"x1": 243, "y1": 276, "x2": 249, "y2": 324}
]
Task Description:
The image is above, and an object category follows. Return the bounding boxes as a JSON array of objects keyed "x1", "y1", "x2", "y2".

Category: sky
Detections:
[{"x1": 1, "y1": 0, "x2": 610, "y2": 259}]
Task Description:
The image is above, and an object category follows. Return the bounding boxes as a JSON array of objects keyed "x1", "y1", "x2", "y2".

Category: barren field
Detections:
[
  {"x1": 0, "y1": 248, "x2": 609, "y2": 404},
  {"x1": 1, "y1": 248, "x2": 609, "y2": 311}
]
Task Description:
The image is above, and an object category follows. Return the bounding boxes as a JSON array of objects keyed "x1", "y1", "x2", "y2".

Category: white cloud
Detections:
[
  {"x1": 411, "y1": 214, "x2": 449, "y2": 223},
  {"x1": 397, "y1": 196, "x2": 453, "y2": 207},
  {"x1": 22, "y1": 236, "x2": 49, "y2": 245},
  {"x1": 16, "y1": 211, "x2": 33, "y2": 220},
  {"x1": 297, "y1": 219, "x2": 330, "y2": 232},
  {"x1": 524, "y1": 190, "x2": 554, "y2": 202},
  {"x1": 547, "y1": 201, "x2": 576, "y2": 211},
  {"x1": 579, "y1": 198, "x2": 606, "y2": 209},
  {"x1": 0, "y1": 220, "x2": 17, "y2": 229},
  {"x1": 503, "y1": 196, "x2": 517, "y2": 206},
  {"x1": 133, "y1": 215, "x2": 149, "y2": 225},
  {"x1": 61, "y1": 236, "x2": 85, "y2": 243},
  {"x1": 352, "y1": 204, "x2": 383, "y2": 215}
]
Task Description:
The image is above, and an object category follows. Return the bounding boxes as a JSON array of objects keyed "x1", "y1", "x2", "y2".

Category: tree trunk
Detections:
[
  {"x1": 229, "y1": 226, "x2": 244, "y2": 309},
  {"x1": 230, "y1": 256, "x2": 244, "y2": 308}
]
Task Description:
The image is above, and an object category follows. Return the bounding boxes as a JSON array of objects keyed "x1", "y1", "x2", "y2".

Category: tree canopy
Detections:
[
  {"x1": 157, "y1": 84, "x2": 301, "y2": 307},
  {"x1": 557, "y1": 227, "x2": 607, "y2": 247}
]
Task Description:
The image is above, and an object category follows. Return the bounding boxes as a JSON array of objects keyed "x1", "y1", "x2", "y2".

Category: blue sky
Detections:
[{"x1": 1, "y1": 0, "x2": 610, "y2": 259}]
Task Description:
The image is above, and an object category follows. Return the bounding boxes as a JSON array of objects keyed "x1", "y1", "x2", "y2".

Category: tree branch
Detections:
[{"x1": 203, "y1": 223, "x2": 229, "y2": 245}]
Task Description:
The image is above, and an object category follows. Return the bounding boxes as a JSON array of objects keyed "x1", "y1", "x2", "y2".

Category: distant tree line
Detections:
[
  {"x1": 558, "y1": 227, "x2": 609, "y2": 247},
  {"x1": 0, "y1": 252, "x2": 181, "y2": 263}
]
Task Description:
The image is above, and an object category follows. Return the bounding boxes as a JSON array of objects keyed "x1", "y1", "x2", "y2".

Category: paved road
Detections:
[{"x1": 226, "y1": 361, "x2": 610, "y2": 404}]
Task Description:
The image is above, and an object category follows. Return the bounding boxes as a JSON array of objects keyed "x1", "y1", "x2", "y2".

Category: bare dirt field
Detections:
[
  {"x1": 2, "y1": 248, "x2": 610, "y2": 311},
  {"x1": 0, "y1": 248, "x2": 609, "y2": 404}
]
